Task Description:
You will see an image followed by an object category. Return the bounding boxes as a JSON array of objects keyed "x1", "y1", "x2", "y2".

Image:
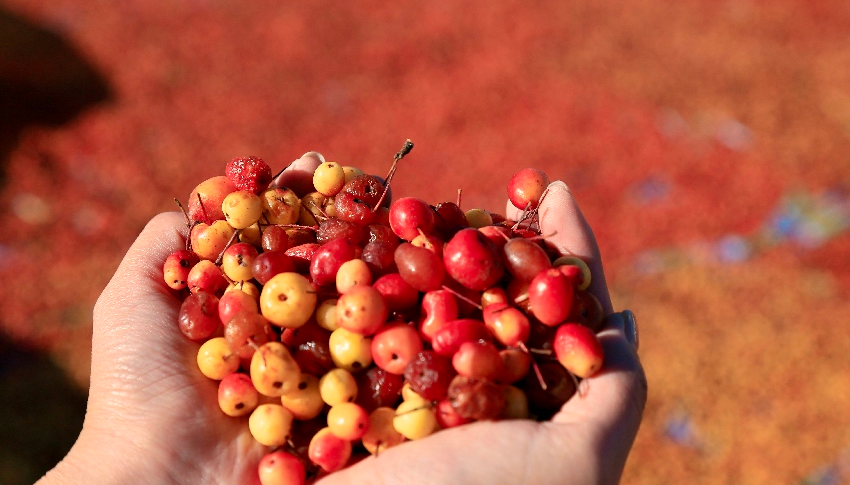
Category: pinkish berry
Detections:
[{"x1": 225, "y1": 156, "x2": 273, "y2": 194}]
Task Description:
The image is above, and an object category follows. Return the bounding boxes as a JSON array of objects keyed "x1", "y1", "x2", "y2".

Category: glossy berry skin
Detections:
[
  {"x1": 443, "y1": 228, "x2": 505, "y2": 291},
  {"x1": 309, "y1": 238, "x2": 358, "y2": 288},
  {"x1": 393, "y1": 399, "x2": 437, "y2": 440},
  {"x1": 371, "y1": 322, "x2": 423, "y2": 375},
  {"x1": 354, "y1": 366, "x2": 404, "y2": 412},
  {"x1": 336, "y1": 285, "x2": 388, "y2": 336},
  {"x1": 327, "y1": 402, "x2": 370, "y2": 440},
  {"x1": 430, "y1": 319, "x2": 492, "y2": 357},
  {"x1": 188, "y1": 175, "x2": 236, "y2": 224},
  {"x1": 163, "y1": 249, "x2": 200, "y2": 290},
  {"x1": 250, "y1": 341, "x2": 301, "y2": 397},
  {"x1": 389, "y1": 197, "x2": 436, "y2": 241},
  {"x1": 372, "y1": 273, "x2": 419, "y2": 313},
  {"x1": 257, "y1": 450, "x2": 306, "y2": 485},
  {"x1": 503, "y1": 237, "x2": 551, "y2": 283},
  {"x1": 528, "y1": 268, "x2": 575, "y2": 326},
  {"x1": 217, "y1": 373, "x2": 259, "y2": 417},
  {"x1": 197, "y1": 337, "x2": 240, "y2": 380},
  {"x1": 362, "y1": 407, "x2": 405, "y2": 454},
  {"x1": 249, "y1": 404, "x2": 294, "y2": 447},
  {"x1": 553, "y1": 323, "x2": 604, "y2": 378},
  {"x1": 507, "y1": 168, "x2": 550, "y2": 210},
  {"x1": 394, "y1": 242, "x2": 445, "y2": 292},
  {"x1": 259, "y1": 272, "x2": 317, "y2": 329},
  {"x1": 308, "y1": 427, "x2": 352, "y2": 473},
  {"x1": 178, "y1": 291, "x2": 221, "y2": 341}
]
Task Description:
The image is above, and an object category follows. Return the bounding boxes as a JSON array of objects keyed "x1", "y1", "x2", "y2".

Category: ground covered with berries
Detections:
[{"x1": 1, "y1": 1, "x2": 850, "y2": 484}]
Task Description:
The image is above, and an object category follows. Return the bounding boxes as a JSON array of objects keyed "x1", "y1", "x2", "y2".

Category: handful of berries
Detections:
[{"x1": 163, "y1": 141, "x2": 606, "y2": 484}]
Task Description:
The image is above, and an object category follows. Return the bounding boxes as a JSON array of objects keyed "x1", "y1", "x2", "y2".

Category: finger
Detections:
[
  {"x1": 90, "y1": 212, "x2": 188, "y2": 408},
  {"x1": 270, "y1": 151, "x2": 324, "y2": 195},
  {"x1": 505, "y1": 180, "x2": 612, "y2": 313},
  {"x1": 547, "y1": 311, "x2": 646, "y2": 484}
]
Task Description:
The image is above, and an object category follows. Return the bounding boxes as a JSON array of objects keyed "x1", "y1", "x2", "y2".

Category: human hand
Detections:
[{"x1": 39, "y1": 160, "x2": 646, "y2": 485}]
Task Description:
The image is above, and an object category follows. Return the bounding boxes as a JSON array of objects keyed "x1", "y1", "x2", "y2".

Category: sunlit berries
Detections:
[{"x1": 165, "y1": 148, "x2": 608, "y2": 484}]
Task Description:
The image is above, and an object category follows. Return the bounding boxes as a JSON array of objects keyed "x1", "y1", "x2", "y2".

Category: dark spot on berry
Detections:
[
  {"x1": 352, "y1": 361, "x2": 363, "y2": 371},
  {"x1": 278, "y1": 294, "x2": 288, "y2": 301},
  {"x1": 273, "y1": 381, "x2": 283, "y2": 388},
  {"x1": 235, "y1": 403, "x2": 244, "y2": 410},
  {"x1": 391, "y1": 353, "x2": 399, "y2": 360},
  {"x1": 298, "y1": 381, "x2": 308, "y2": 390},
  {"x1": 180, "y1": 259, "x2": 191, "y2": 268}
]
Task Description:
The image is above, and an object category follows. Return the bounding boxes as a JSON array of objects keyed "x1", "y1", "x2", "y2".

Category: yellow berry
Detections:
[
  {"x1": 250, "y1": 342, "x2": 301, "y2": 397},
  {"x1": 222, "y1": 190, "x2": 263, "y2": 229},
  {"x1": 313, "y1": 162, "x2": 346, "y2": 197},
  {"x1": 393, "y1": 399, "x2": 436, "y2": 440},
  {"x1": 249, "y1": 403, "x2": 294, "y2": 447},
  {"x1": 259, "y1": 272, "x2": 317, "y2": 329},
  {"x1": 318, "y1": 368, "x2": 358, "y2": 406}
]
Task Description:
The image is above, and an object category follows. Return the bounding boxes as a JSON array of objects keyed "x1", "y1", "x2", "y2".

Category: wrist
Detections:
[{"x1": 36, "y1": 424, "x2": 169, "y2": 485}]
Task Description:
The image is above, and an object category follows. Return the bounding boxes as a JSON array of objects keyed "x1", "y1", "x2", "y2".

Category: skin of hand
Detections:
[{"x1": 38, "y1": 156, "x2": 647, "y2": 485}]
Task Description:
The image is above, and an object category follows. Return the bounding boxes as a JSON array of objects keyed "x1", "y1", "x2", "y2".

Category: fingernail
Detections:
[{"x1": 622, "y1": 309, "x2": 639, "y2": 351}]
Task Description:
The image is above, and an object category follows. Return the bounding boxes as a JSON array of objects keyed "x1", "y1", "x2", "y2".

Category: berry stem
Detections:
[
  {"x1": 373, "y1": 139, "x2": 414, "y2": 211},
  {"x1": 518, "y1": 341, "x2": 547, "y2": 391},
  {"x1": 214, "y1": 229, "x2": 242, "y2": 266},
  {"x1": 440, "y1": 285, "x2": 483, "y2": 311}
]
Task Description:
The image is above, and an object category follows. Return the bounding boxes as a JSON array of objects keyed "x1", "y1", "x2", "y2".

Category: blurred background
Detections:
[{"x1": 1, "y1": 0, "x2": 849, "y2": 484}]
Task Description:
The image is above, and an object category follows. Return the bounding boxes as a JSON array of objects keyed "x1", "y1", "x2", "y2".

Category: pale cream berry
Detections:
[
  {"x1": 280, "y1": 374, "x2": 324, "y2": 421},
  {"x1": 335, "y1": 259, "x2": 372, "y2": 295},
  {"x1": 261, "y1": 187, "x2": 300, "y2": 225},
  {"x1": 393, "y1": 399, "x2": 437, "y2": 440},
  {"x1": 197, "y1": 337, "x2": 239, "y2": 380},
  {"x1": 249, "y1": 403, "x2": 294, "y2": 447},
  {"x1": 260, "y1": 272, "x2": 317, "y2": 328},
  {"x1": 318, "y1": 368, "x2": 358, "y2": 406},
  {"x1": 464, "y1": 208, "x2": 493, "y2": 228},
  {"x1": 239, "y1": 222, "x2": 263, "y2": 247},
  {"x1": 316, "y1": 298, "x2": 339, "y2": 331},
  {"x1": 552, "y1": 255, "x2": 592, "y2": 291},
  {"x1": 222, "y1": 190, "x2": 263, "y2": 229},
  {"x1": 362, "y1": 407, "x2": 405, "y2": 455},
  {"x1": 342, "y1": 166, "x2": 365, "y2": 183},
  {"x1": 250, "y1": 341, "x2": 301, "y2": 397},
  {"x1": 313, "y1": 162, "x2": 346, "y2": 197},
  {"x1": 401, "y1": 383, "x2": 427, "y2": 405},
  {"x1": 224, "y1": 280, "x2": 260, "y2": 300},
  {"x1": 298, "y1": 191, "x2": 327, "y2": 225},
  {"x1": 327, "y1": 402, "x2": 370, "y2": 441},
  {"x1": 328, "y1": 327, "x2": 373, "y2": 372}
]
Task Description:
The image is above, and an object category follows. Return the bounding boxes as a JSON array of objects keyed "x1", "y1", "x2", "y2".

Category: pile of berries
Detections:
[{"x1": 163, "y1": 141, "x2": 606, "y2": 484}]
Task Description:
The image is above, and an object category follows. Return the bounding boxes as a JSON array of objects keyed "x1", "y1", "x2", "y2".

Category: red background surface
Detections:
[{"x1": 2, "y1": 1, "x2": 850, "y2": 484}]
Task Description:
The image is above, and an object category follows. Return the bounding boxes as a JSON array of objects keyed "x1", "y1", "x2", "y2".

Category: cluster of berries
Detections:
[{"x1": 162, "y1": 142, "x2": 605, "y2": 484}]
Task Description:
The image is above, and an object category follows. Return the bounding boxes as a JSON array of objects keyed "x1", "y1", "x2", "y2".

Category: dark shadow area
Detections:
[
  {"x1": 0, "y1": 7, "x2": 111, "y2": 187},
  {"x1": 0, "y1": 7, "x2": 107, "y2": 484},
  {"x1": 0, "y1": 333, "x2": 87, "y2": 485}
]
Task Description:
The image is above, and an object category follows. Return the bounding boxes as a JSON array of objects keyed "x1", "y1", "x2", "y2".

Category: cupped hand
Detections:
[
  {"x1": 318, "y1": 181, "x2": 647, "y2": 485},
  {"x1": 40, "y1": 157, "x2": 646, "y2": 485}
]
